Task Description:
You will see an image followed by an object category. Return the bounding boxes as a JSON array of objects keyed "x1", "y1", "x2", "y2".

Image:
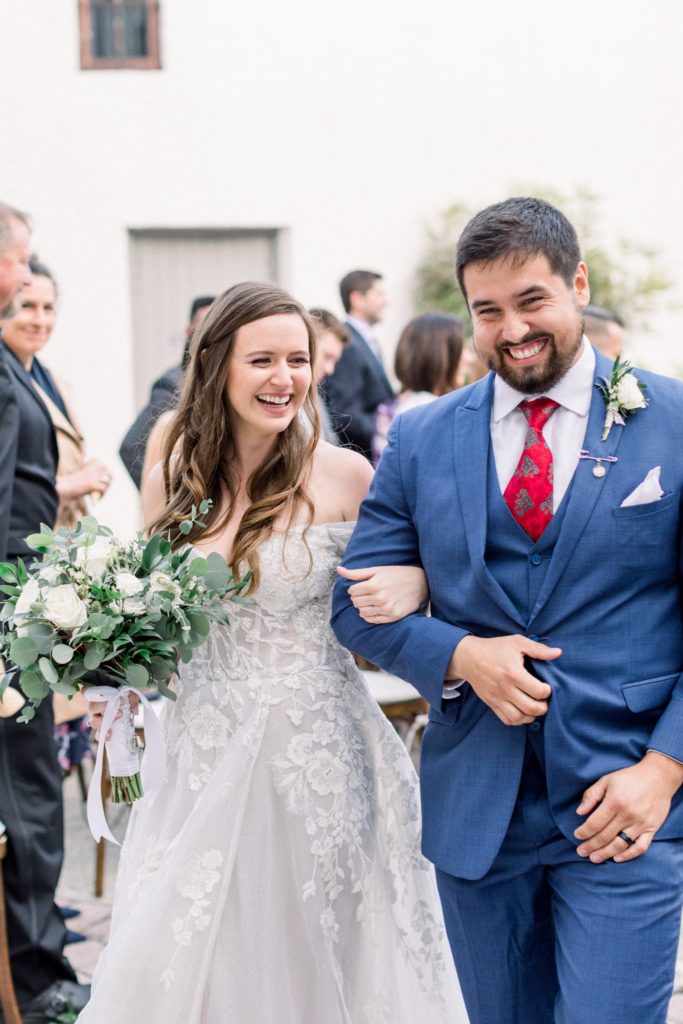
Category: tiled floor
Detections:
[{"x1": 56, "y1": 771, "x2": 683, "y2": 1020}]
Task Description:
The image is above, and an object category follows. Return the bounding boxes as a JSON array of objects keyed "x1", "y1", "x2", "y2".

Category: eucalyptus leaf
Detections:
[
  {"x1": 203, "y1": 552, "x2": 233, "y2": 592},
  {"x1": 19, "y1": 668, "x2": 50, "y2": 702},
  {"x1": 156, "y1": 675, "x2": 178, "y2": 701},
  {"x1": 52, "y1": 680, "x2": 78, "y2": 696},
  {"x1": 188, "y1": 557, "x2": 208, "y2": 576},
  {"x1": 9, "y1": 636, "x2": 38, "y2": 669},
  {"x1": 26, "y1": 622, "x2": 56, "y2": 655},
  {"x1": 17, "y1": 705, "x2": 36, "y2": 723},
  {"x1": 178, "y1": 521, "x2": 193, "y2": 536},
  {"x1": 84, "y1": 646, "x2": 105, "y2": 670},
  {"x1": 52, "y1": 644, "x2": 75, "y2": 665},
  {"x1": 25, "y1": 534, "x2": 51, "y2": 552},
  {"x1": 125, "y1": 663, "x2": 149, "y2": 687},
  {"x1": 187, "y1": 610, "x2": 210, "y2": 636},
  {"x1": 38, "y1": 657, "x2": 58, "y2": 685}
]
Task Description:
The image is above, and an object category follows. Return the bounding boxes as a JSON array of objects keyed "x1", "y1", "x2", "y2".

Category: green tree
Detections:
[{"x1": 415, "y1": 187, "x2": 672, "y2": 331}]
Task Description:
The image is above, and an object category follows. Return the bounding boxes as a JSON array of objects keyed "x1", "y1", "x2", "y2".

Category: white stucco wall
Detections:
[{"x1": 1, "y1": 0, "x2": 681, "y2": 536}]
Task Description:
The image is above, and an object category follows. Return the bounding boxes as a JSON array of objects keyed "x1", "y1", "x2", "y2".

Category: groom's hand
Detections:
[
  {"x1": 448, "y1": 634, "x2": 560, "y2": 726},
  {"x1": 574, "y1": 751, "x2": 683, "y2": 863}
]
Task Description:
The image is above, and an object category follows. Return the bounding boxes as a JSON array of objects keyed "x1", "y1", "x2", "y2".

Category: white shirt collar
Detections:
[
  {"x1": 492, "y1": 337, "x2": 596, "y2": 423},
  {"x1": 345, "y1": 315, "x2": 377, "y2": 346}
]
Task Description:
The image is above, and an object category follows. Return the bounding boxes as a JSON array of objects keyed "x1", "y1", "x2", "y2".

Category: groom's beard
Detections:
[{"x1": 478, "y1": 319, "x2": 584, "y2": 395}]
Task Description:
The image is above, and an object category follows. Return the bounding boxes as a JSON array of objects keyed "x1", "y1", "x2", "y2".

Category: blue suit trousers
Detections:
[{"x1": 435, "y1": 744, "x2": 683, "y2": 1024}]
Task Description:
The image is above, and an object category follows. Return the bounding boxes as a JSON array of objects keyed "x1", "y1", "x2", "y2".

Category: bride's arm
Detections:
[{"x1": 336, "y1": 564, "x2": 428, "y2": 624}]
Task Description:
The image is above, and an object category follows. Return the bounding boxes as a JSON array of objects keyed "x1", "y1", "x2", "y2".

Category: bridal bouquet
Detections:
[{"x1": 0, "y1": 501, "x2": 245, "y2": 838}]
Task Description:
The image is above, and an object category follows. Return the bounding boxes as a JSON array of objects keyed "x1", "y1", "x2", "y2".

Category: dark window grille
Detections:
[{"x1": 79, "y1": 0, "x2": 160, "y2": 70}]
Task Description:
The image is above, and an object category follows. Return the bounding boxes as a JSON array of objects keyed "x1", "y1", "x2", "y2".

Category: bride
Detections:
[{"x1": 81, "y1": 282, "x2": 467, "y2": 1023}]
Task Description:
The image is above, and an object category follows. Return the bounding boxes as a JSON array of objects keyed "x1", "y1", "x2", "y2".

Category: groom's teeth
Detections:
[{"x1": 508, "y1": 340, "x2": 546, "y2": 360}]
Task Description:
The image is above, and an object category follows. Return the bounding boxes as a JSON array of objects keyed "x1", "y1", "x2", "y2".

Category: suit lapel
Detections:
[
  {"x1": 5, "y1": 349, "x2": 55, "y2": 434},
  {"x1": 528, "y1": 352, "x2": 624, "y2": 623},
  {"x1": 32, "y1": 381, "x2": 81, "y2": 444},
  {"x1": 346, "y1": 322, "x2": 393, "y2": 393},
  {"x1": 453, "y1": 375, "x2": 523, "y2": 625}
]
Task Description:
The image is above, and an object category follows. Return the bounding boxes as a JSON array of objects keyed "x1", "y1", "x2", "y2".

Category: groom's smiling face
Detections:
[{"x1": 464, "y1": 253, "x2": 590, "y2": 394}]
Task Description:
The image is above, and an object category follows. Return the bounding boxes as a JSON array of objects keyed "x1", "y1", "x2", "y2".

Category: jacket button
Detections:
[
  {"x1": 529, "y1": 721, "x2": 542, "y2": 732},
  {"x1": 530, "y1": 553, "x2": 543, "y2": 566}
]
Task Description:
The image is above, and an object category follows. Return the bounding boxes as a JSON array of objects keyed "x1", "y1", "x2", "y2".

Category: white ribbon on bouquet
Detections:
[{"x1": 83, "y1": 684, "x2": 166, "y2": 845}]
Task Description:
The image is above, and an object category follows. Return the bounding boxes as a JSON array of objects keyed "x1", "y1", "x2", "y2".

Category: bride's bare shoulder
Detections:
[{"x1": 310, "y1": 442, "x2": 373, "y2": 520}]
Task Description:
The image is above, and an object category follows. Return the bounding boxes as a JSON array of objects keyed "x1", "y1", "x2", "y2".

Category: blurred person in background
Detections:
[
  {"x1": 119, "y1": 295, "x2": 215, "y2": 489},
  {"x1": 0, "y1": 211, "x2": 89, "y2": 1021},
  {"x1": 372, "y1": 312, "x2": 465, "y2": 464},
  {"x1": 583, "y1": 303, "x2": 625, "y2": 361},
  {"x1": 1, "y1": 257, "x2": 113, "y2": 527},
  {"x1": 324, "y1": 270, "x2": 393, "y2": 457},
  {"x1": 309, "y1": 307, "x2": 349, "y2": 444}
]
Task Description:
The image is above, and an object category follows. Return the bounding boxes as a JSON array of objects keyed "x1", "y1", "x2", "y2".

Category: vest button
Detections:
[
  {"x1": 529, "y1": 721, "x2": 542, "y2": 732},
  {"x1": 530, "y1": 553, "x2": 543, "y2": 566},
  {"x1": 528, "y1": 634, "x2": 539, "y2": 642}
]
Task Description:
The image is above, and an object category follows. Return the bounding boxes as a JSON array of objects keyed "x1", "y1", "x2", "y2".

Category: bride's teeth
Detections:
[{"x1": 258, "y1": 394, "x2": 290, "y2": 405}]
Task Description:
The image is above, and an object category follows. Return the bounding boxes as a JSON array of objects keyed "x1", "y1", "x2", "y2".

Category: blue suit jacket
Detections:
[{"x1": 332, "y1": 350, "x2": 683, "y2": 880}]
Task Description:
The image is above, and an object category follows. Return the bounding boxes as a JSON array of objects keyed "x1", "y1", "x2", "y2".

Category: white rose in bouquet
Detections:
[
  {"x1": 122, "y1": 597, "x2": 147, "y2": 615},
  {"x1": 616, "y1": 373, "x2": 646, "y2": 411},
  {"x1": 76, "y1": 536, "x2": 115, "y2": 579},
  {"x1": 44, "y1": 584, "x2": 88, "y2": 630},
  {"x1": 115, "y1": 572, "x2": 144, "y2": 597},
  {"x1": 14, "y1": 579, "x2": 42, "y2": 615}
]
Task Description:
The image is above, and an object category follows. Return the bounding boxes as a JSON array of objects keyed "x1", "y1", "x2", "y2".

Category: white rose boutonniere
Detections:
[{"x1": 596, "y1": 357, "x2": 648, "y2": 441}]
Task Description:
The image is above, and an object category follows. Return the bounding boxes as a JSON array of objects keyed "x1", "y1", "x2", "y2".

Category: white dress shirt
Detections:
[
  {"x1": 345, "y1": 315, "x2": 384, "y2": 365},
  {"x1": 443, "y1": 338, "x2": 595, "y2": 698},
  {"x1": 491, "y1": 338, "x2": 595, "y2": 502}
]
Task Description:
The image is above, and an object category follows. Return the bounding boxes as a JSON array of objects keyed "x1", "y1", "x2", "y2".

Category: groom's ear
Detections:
[{"x1": 573, "y1": 261, "x2": 590, "y2": 308}]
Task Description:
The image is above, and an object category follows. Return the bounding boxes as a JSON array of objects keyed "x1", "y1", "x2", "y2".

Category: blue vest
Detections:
[{"x1": 485, "y1": 444, "x2": 572, "y2": 771}]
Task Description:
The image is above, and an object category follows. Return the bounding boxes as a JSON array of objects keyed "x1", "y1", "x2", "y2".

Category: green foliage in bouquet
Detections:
[{"x1": 0, "y1": 500, "x2": 248, "y2": 723}]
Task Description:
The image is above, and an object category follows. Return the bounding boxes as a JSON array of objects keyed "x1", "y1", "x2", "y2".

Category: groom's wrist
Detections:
[
  {"x1": 446, "y1": 633, "x2": 474, "y2": 681},
  {"x1": 643, "y1": 749, "x2": 683, "y2": 795}
]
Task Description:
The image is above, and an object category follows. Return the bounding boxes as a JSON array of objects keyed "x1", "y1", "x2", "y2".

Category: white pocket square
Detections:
[{"x1": 620, "y1": 466, "x2": 664, "y2": 507}]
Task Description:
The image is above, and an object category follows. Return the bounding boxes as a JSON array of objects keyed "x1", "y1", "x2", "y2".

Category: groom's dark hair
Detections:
[{"x1": 455, "y1": 197, "x2": 582, "y2": 302}]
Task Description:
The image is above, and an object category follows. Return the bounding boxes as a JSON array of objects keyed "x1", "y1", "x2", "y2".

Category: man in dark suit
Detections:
[
  {"x1": 0, "y1": 202, "x2": 89, "y2": 1021},
  {"x1": 323, "y1": 270, "x2": 394, "y2": 457},
  {"x1": 119, "y1": 295, "x2": 215, "y2": 488}
]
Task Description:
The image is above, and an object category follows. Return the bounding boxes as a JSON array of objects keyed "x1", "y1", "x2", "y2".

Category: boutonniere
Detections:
[{"x1": 596, "y1": 356, "x2": 648, "y2": 441}]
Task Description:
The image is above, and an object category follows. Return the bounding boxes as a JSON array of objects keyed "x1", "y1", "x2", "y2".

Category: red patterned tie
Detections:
[{"x1": 503, "y1": 398, "x2": 560, "y2": 541}]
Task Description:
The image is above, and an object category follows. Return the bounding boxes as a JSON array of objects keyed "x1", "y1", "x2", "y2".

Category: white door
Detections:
[{"x1": 128, "y1": 228, "x2": 282, "y2": 407}]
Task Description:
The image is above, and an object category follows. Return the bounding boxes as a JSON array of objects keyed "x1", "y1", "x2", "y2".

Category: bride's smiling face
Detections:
[{"x1": 225, "y1": 313, "x2": 313, "y2": 442}]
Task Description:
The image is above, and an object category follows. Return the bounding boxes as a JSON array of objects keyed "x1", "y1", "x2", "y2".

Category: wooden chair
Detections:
[{"x1": 0, "y1": 827, "x2": 22, "y2": 1024}]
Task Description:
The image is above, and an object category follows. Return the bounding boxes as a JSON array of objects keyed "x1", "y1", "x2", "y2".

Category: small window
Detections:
[{"x1": 79, "y1": 0, "x2": 161, "y2": 70}]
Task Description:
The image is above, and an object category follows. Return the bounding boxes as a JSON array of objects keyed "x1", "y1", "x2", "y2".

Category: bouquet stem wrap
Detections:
[{"x1": 84, "y1": 685, "x2": 166, "y2": 845}]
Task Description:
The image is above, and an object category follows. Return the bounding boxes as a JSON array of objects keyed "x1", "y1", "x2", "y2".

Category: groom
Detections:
[{"x1": 332, "y1": 197, "x2": 683, "y2": 1023}]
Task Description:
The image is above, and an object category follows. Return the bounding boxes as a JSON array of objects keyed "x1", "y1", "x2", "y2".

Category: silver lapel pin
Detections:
[{"x1": 579, "y1": 449, "x2": 619, "y2": 478}]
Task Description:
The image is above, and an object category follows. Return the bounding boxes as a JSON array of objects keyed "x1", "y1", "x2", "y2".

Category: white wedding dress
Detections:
[{"x1": 81, "y1": 522, "x2": 467, "y2": 1023}]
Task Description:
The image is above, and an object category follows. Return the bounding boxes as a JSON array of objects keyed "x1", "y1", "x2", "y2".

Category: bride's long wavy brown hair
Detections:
[{"x1": 148, "y1": 281, "x2": 321, "y2": 592}]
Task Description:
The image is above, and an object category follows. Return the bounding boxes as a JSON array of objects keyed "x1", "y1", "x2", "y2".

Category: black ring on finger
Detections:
[{"x1": 618, "y1": 830, "x2": 636, "y2": 846}]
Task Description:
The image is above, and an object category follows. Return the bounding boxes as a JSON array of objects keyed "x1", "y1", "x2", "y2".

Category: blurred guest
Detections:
[
  {"x1": 0, "y1": 209, "x2": 89, "y2": 1020},
  {"x1": 309, "y1": 307, "x2": 349, "y2": 444},
  {"x1": 324, "y1": 270, "x2": 393, "y2": 457},
  {"x1": 119, "y1": 295, "x2": 215, "y2": 488},
  {"x1": 583, "y1": 304, "x2": 625, "y2": 361},
  {"x1": 456, "y1": 341, "x2": 488, "y2": 386},
  {"x1": 0, "y1": 202, "x2": 31, "y2": 562},
  {"x1": 1, "y1": 258, "x2": 112, "y2": 527},
  {"x1": 372, "y1": 312, "x2": 465, "y2": 464}
]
